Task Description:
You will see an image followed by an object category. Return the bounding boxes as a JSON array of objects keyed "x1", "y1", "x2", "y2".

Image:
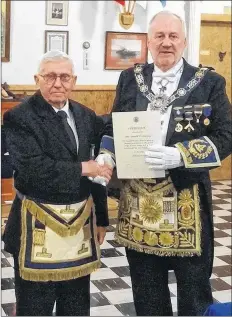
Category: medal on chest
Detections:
[
  {"x1": 202, "y1": 104, "x2": 212, "y2": 126},
  {"x1": 173, "y1": 107, "x2": 184, "y2": 132}
]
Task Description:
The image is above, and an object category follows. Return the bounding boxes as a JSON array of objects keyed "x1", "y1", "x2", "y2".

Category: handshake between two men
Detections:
[
  {"x1": 84, "y1": 145, "x2": 183, "y2": 186},
  {"x1": 81, "y1": 153, "x2": 115, "y2": 185}
]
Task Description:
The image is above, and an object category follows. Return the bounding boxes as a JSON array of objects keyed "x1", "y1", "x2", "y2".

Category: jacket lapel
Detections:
[
  {"x1": 136, "y1": 63, "x2": 154, "y2": 111},
  {"x1": 165, "y1": 60, "x2": 198, "y2": 145},
  {"x1": 32, "y1": 93, "x2": 77, "y2": 156}
]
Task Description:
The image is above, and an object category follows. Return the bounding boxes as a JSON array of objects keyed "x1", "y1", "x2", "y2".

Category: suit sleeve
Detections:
[
  {"x1": 174, "y1": 76, "x2": 232, "y2": 170},
  {"x1": 91, "y1": 182, "x2": 109, "y2": 227},
  {"x1": 3, "y1": 110, "x2": 83, "y2": 194}
]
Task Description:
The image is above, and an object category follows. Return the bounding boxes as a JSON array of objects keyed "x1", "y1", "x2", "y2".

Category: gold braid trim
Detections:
[
  {"x1": 194, "y1": 184, "x2": 201, "y2": 252},
  {"x1": 19, "y1": 260, "x2": 101, "y2": 282},
  {"x1": 115, "y1": 235, "x2": 201, "y2": 257},
  {"x1": 175, "y1": 143, "x2": 193, "y2": 165},
  {"x1": 116, "y1": 181, "x2": 202, "y2": 257},
  {"x1": 19, "y1": 198, "x2": 101, "y2": 282},
  {"x1": 21, "y1": 198, "x2": 92, "y2": 237}
]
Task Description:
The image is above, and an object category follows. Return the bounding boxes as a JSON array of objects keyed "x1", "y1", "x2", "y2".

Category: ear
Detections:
[
  {"x1": 184, "y1": 38, "x2": 187, "y2": 48},
  {"x1": 72, "y1": 76, "x2": 77, "y2": 86},
  {"x1": 34, "y1": 75, "x2": 39, "y2": 85}
]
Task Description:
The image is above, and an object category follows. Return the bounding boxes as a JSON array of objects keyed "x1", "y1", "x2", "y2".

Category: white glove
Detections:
[
  {"x1": 89, "y1": 153, "x2": 115, "y2": 186},
  {"x1": 145, "y1": 145, "x2": 183, "y2": 170}
]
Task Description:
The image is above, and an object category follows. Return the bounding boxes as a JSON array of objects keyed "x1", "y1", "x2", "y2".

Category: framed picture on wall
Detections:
[
  {"x1": 104, "y1": 31, "x2": 148, "y2": 70},
  {"x1": 46, "y1": 1, "x2": 69, "y2": 26},
  {"x1": 1, "y1": 0, "x2": 11, "y2": 62},
  {"x1": 45, "y1": 30, "x2": 69, "y2": 53}
]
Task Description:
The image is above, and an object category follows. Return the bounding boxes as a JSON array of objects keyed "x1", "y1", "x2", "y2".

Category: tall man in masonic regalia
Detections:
[{"x1": 92, "y1": 11, "x2": 232, "y2": 316}]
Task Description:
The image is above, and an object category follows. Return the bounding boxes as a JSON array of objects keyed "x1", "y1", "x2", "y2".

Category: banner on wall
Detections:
[{"x1": 114, "y1": 0, "x2": 125, "y2": 6}]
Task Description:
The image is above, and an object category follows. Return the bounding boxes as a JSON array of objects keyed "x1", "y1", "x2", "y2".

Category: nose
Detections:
[
  {"x1": 162, "y1": 36, "x2": 172, "y2": 47},
  {"x1": 53, "y1": 76, "x2": 62, "y2": 87}
]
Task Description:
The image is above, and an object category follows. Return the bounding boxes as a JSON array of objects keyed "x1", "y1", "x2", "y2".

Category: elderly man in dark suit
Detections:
[
  {"x1": 92, "y1": 11, "x2": 232, "y2": 316},
  {"x1": 3, "y1": 50, "x2": 113, "y2": 316}
]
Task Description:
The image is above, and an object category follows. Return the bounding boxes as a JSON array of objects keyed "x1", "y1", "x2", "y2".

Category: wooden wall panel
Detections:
[
  {"x1": 200, "y1": 14, "x2": 232, "y2": 180},
  {"x1": 70, "y1": 91, "x2": 115, "y2": 115},
  {"x1": 7, "y1": 85, "x2": 116, "y2": 115},
  {"x1": 200, "y1": 15, "x2": 231, "y2": 101}
]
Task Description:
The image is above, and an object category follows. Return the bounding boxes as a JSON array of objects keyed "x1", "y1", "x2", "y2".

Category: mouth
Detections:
[{"x1": 160, "y1": 52, "x2": 173, "y2": 55}]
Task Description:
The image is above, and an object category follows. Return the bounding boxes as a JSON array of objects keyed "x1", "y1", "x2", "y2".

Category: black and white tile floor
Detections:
[{"x1": 1, "y1": 180, "x2": 231, "y2": 316}]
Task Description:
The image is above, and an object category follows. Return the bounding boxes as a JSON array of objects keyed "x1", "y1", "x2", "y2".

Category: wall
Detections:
[
  {"x1": 200, "y1": 1, "x2": 231, "y2": 14},
  {"x1": 1, "y1": 1, "x2": 147, "y2": 85},
  {"x1": 2, "y1": 1, "x2": 231, "y2": 86},
  {"x1": 2, "y1": 0, "x2": 186, "y2": 85}
]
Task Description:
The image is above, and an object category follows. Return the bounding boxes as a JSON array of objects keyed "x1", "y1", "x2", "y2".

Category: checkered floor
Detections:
[{"x1": 1, "y1": 180, "x2": 231, "y2": 316}]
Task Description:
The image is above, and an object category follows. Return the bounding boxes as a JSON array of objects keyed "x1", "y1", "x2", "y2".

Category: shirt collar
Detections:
[
  {"x1": 154, "y1": 58, "x2": 183, "y2": 76},
  {"x1": 52, "y1": 100, "x2": 70, "y2": 118}
]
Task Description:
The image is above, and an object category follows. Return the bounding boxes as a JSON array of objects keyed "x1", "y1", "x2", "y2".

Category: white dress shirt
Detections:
[
  {"x1": 52, "y1": 101, "x2": 79, "y2": 154},
  {"x1": 148, "y1": 58, "x2": 184, "y2": 145}
]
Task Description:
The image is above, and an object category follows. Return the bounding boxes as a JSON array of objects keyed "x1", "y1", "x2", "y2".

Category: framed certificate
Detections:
[
  {"x1": 112, "y1": 111, "x2": 165, "y2": 179},
  {"x1": 45, "y1": 30, "x2": 69, "y2": 53}
]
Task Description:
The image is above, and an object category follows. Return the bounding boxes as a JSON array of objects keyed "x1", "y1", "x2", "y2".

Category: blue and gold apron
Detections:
[{"x1": 18, "y1": 195, "x2": 101, "y2": 282}]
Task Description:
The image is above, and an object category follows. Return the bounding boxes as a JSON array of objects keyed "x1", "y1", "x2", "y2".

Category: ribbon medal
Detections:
[
  {"x1": 184, "y1": 111, "x2": 194, "y2": 132},
  {"x1": 194, "y1": 104, "x2": 203, "y2": 123},
  {"x1": 173, "y1": 107, "x2": 184, "y2": 132},
  {"x1": 202, "y1": 104, "x2": 212, "y2": 126}
]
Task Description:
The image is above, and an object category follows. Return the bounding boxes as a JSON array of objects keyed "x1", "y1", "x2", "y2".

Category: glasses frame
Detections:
[{"x1": 39, "y1": 73, "x2": 74, "y2": 84}]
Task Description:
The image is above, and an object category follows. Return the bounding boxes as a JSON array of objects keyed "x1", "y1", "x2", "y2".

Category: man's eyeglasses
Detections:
[{"x1": 39, "y1": 73, "x2": 73, "y2": 84}]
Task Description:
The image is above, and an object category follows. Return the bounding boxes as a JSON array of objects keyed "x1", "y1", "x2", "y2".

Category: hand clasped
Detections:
[{"x1": 89, "y1": 153, "x2": 115, "y2": 186}]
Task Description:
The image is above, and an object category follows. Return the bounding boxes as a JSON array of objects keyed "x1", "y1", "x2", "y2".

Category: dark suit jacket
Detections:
[
  {"x1": 104, "y1": 59, "x2": 232, "y2": 267},
  {"x1": 1, "y1": 125, "x2": 14, "y2": 178},
  {"x1": 3, "y1": 92, "x2": 108, "y2": 254}
]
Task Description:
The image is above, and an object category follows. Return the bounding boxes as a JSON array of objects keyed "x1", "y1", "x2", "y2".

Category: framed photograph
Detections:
[
  {"x1": 104, "y1": 31, "x2": 148, "y2": 70},
  {"x1": 46, "y1": 1, "x2": 69, "y2": 26},
  {"x1": 45, "y1": 30, "x2": 69, "y2": 54},
  {"x1": 1, "y1": 0, "x2": 11, "y2": 62}
]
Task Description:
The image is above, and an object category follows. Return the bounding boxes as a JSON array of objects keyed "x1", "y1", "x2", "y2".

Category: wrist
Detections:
[{"x1": 81, "y1": 161, "x2": 89, "y2": 176}]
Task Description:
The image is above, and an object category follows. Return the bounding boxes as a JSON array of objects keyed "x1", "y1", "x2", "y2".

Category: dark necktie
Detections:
[{"x1": 57, "y1": 110, "x2": 77, "y2": 153}]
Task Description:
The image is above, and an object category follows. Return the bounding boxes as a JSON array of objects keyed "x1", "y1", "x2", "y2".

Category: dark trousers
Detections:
[
  {"x1": 126, "y1": 209, "x2": 214, "y2": 316},
  {"x1": 14, "y1": 257, "x2": 90, "y2": 316},
  {"x1": 126, "y1": 248, "x2": 213, "y2": 316}
]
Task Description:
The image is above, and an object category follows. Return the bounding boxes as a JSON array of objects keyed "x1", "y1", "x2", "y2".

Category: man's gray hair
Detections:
[
  {"x1": 38, "y1": 50, "x2": 75, "y2": 73},
  {"x1": 148, "y1": 10, "x2": 187, "y2": 39}
]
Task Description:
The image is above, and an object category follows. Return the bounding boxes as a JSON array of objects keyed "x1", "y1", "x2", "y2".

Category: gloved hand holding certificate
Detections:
[{"x1": 112, "y1": 111, "x2": 165, "y2": 179}]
